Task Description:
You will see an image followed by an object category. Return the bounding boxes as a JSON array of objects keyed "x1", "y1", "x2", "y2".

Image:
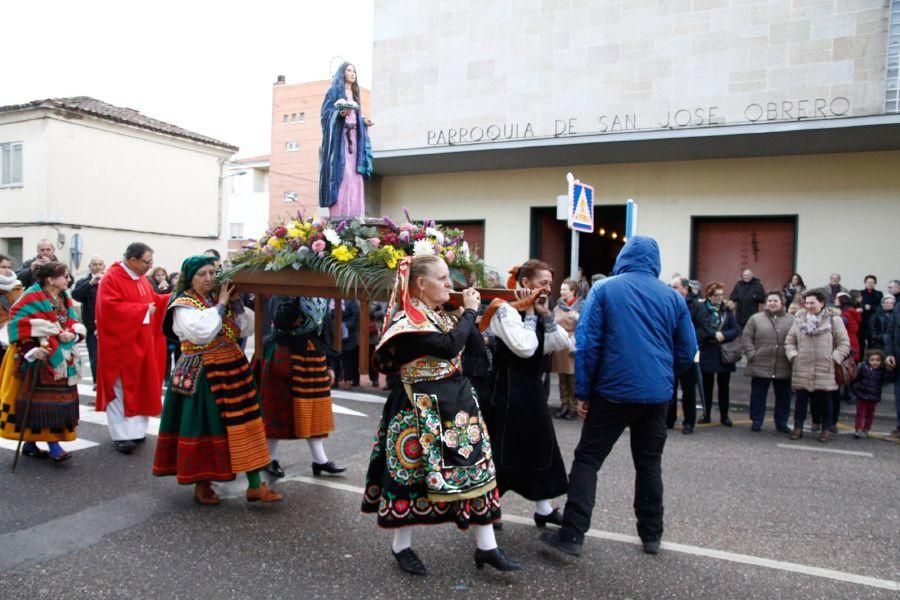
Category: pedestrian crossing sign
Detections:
[{"x1": 568, "y1": 180, "x2": 594, "y2": 233}]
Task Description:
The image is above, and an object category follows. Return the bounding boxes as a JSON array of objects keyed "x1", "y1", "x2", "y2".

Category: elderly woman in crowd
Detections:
[
  {"x1": 0, "y1": 261, "x2": 84, "y2": 463},
  {"x1": 696, "y1": 282, "x2": 739, "y2": 426},
  {"x1": 152, "y1": 256, "x2": 282, "y2": 504},
  {"x1": 784, "y1": 289, "x2": 851, "y2": 443},
  {"x1": 868, "y1": 295, "x2": 895, "y2": 350},
  {"x1": 741, "y1": 290, "x2": 795, "y2": 433},
  {"x1": 551, "y1": 278, "x2": 581, "y2": 420}
]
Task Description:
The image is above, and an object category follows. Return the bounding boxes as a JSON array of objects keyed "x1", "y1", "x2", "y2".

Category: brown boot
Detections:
[
  {"x1": 789, "y1": 428, "x2": 803, "y2": 440},
  {"x1": 246, "y1": 482, "x2": 284, "y2": 503},
  {"x1": 194, "y1": 482, "x2": 220, "y2": 505},
  {"x1": 818, "y1": 430, "x2": 829, "y2": 443}
]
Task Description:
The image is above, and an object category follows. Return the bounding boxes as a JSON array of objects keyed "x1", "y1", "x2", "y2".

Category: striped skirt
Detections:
[
  {"x1": 153, "y1": 343, "x2": 270, "y2": 483},
  {"x1": 260, "y1": 339, "x2": 334, "y2": 440}
]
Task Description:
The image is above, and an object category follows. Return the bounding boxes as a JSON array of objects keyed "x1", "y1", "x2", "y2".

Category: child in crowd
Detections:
[{"x1": 852, "y1": 349, "x2": 893, "y2": 438}]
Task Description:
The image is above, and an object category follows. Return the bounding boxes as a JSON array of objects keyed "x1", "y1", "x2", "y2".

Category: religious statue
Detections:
[{"x1": 318, "y1": 62, "x2": 374, "y2": 219}]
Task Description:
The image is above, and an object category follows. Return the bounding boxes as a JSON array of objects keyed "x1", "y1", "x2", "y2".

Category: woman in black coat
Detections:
[{"x1": 696, "y1": 282, "x2": 739, "y2": 426}]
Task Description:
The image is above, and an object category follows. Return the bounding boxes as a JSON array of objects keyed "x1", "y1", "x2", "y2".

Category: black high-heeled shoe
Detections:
[
  {"x1": 265, "y1": 460, "x2": 285, "y2": 478},
  {"x1": 393, "y1": 548, "x2": 427, "y2": 576},
  {"x1": 474, "y1": 547, "x2": 522, "y2": 571},
  {"x1": 533, "y1": 508, "x2": 563, "y2": 528},
  {"x1": 312, "y1": 461, "x2": 346, "y2": 476}
]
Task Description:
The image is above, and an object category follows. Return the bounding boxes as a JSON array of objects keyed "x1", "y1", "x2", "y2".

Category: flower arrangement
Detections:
[{"x1": 223, "y1": 213, "x2": 486, "y2": 296}]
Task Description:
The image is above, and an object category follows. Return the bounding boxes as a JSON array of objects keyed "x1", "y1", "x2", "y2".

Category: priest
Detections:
[{"x1": 95, "y1": 242, "x2": 169, "y2": 453}]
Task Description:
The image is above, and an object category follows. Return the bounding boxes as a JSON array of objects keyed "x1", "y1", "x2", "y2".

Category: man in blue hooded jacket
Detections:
[{"x1": 541, "y1": 236, "x2": 697, "y2": 557}]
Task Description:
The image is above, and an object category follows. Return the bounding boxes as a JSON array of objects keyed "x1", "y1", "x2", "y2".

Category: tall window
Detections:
[
  {"x1": 299, "y1": 112, "x2": 305, "y2": 123},
  {"x1": 282, "y1": 114, "x2": 289, "y2": 123},
  {"x1": 285, "y1": 141, "x2": 299, "y2": 152},
  {"x1": 0, "y1": 142, "x2": 23, "y2": 186},
  {"x1": 887, "y1": 0, "x2": 900, "y2": 112},
  {"x1": 229, "y1": 223, "x2": 244, "y2": 239},
  {"x1": 290, "y1": 113, "x2": 297, "y2": 122}
]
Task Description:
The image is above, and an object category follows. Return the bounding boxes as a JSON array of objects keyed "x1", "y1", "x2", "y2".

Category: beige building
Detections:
[
  {"x1": 0, "y1": 97, "x2": 237, "y2": 276},
  {"x1": 371, "y1": 0, "x2": 900, "y2": 292}
]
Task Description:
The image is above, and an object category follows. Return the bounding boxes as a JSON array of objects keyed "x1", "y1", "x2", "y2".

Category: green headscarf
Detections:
[{"x1": 172, "y1": 255, "x2": 216, "y2": 299}]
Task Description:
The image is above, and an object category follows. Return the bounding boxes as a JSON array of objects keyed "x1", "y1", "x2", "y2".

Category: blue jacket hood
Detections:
[{"x1": 611, "y1": 236, "x2": 661, "y2": 278}]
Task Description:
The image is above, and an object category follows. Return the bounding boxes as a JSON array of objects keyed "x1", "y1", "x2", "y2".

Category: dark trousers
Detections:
[
  {"x1": 794, "y1": 389, "x2": 831, "y2": 429},
  {"x1": 85, "y1": 329, "x2": 98, "y2": 382},
  {"x1": 749, "y1": 377, "x2": 792, "y2": 429},
  {"x1": 830, "y1": 390, "x2": 842, "y2": 427},
  {"x1": 701, "y1": 371, "x2": 731, "y2": 420},
  {"x1": 666, "y1": 371, "x2": 696, "y2": 428},
  {"x1": 560, "y1": 397, "x2": 667, "y2": 545}
]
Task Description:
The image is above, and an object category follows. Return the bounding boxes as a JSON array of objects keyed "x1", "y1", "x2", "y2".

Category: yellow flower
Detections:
[
  {"x1": 267, "y1": 237, "x2": 285, "y2": 251},
  {"x1": 331, "y1": 245, "x2": 357, "y2": 262},
  {"x1": 287, "y1": 227, "x2": 303, "y2": 239},
  {"x1": 385, "y1": 247, "x2": 406, "y2": 269}
]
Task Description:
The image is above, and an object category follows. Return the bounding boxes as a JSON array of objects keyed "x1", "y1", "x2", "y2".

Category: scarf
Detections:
[
  {"x1": 8, "y1": 284, "x2": 85, "y2": 383},
  {"x1": 705, "y1": 299, "x2": 722, "y2": 330},
  {"x1": 799, "y1": 309, "x2": 832, "y2": 336},
  {"x1": 0, "y1": 273, "x2": 21, "y2": 293}
]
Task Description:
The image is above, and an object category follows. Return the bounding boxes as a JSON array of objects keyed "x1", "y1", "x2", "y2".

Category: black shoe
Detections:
[
  {"x1": 698, "y1": 416, "x2": 711, "y2": 424},
  {"x1": 539, "y1": 530, "x2": 583, "y2": 557},
  {"x1": 721, "y1": 417, "x2": 733, "y2": 427},
  {"x1": 474, "y1": 547, "x2": 522, "y2": 571},
  {"x1": 776, "y1": 426, "x2": 792, "y2": 434},
  {"x1": 265, "y1": 460, "x2": 285, "y2": 478},
  {"x1": 392, "y1": 548, "x2": 427, "y2": 576},
  {"x1": 751, "y1": 424, "x2": 762, "y2": 432},
  {"x1": 554, "y1": 407, "x2": 570, "y2": 419},
  {"x1": 682, "y1": 425, "x2": 694, "y2": 435},
  {"x1": 534, "y1": 508, "x2": 563, "y2": 528},
  {"x1": 114, "y1": 440, "x2": 137, "y2": 454},
  {"x1": 642, "y1": 539, "x2": 661, "y2": 555},
  {"x1": 21, "y1": 444, "x2": 50, "y2": 459},
  {"x1": 312, "y1": 461, "x2": 346, "y2": 476},
  {"x1": 132, "y1": 437, "x2": 146, "y2": 444},
  {"x1": 492, "y1": 521, "x2": 503, "y2": 531}
]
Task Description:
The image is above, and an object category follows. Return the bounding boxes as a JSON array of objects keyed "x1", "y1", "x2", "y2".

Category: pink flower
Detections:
[
  {"x1": 273, "y1": 226, "x2": 287, "y2": 239},
  {"x1": 444, "y1": 250, "x2": 455, "y2": 264},
  {"x1": 311, "y1": 240, "x2": 326, "y2": 252},
  {"x1": 368, "y1": 237, "x2": 381, "y2": 249},
  {"x1": 399, "y1": 222, "x2": 418, "y2": 233}
]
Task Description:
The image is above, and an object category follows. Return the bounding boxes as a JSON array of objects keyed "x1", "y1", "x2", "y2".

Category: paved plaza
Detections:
[{"x1": 0, "y1": 352, "x2": 897, "y2": 599}]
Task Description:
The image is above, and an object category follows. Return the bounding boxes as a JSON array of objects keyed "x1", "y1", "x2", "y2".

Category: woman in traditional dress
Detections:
[
  {"x1": 259, "y1": 295, "x2": 345, "y2": 478},
  {"x1": 481, "y1": 260, "x2": 570, "y2": 526},
  {"x1": 318, "y1": 62, "x2": 373, "y2": 218},
  {"x1": 152, "y1": 256, "x2": 282, "y2": 504},
  {"x1": 362, "y1": 255, "x2": 521, "y2": 576},
  {"x1": 0, "y1": 261, "x2": 84, "y2": 463}
]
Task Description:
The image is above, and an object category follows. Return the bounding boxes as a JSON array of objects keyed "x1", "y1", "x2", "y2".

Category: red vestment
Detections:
[{"x1": 95, "y1": 262, "x2": 169, "y2": 416}]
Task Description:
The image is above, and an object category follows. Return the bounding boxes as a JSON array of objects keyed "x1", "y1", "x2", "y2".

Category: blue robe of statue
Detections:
[{"x1": 318, "y1": 63, "x2": 373, "y2": 209}]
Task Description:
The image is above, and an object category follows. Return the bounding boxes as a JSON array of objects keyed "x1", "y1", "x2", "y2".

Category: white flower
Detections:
[
  {"x1": 323, "y1": 227, "x2": 342, "y2": 246},
  {"x1": 460, "y1": 241, "x2": 470, "y2": 260},
  {"x1": 425, "y1": 227, "x2": 445, "y2": 244},
  {"x1": 413, "y1": 239, "x2": 436, "y2": 257}
]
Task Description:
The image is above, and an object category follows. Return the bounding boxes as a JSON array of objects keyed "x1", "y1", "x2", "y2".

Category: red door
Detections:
[{"x1": 693, "y1": 218, "x2": 795, "y2": 296}]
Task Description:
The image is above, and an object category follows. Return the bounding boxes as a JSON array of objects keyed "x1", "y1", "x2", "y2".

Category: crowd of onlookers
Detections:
[
  {"x1": 2, "y1": 239, "x2": 898, "y2": 444},
  {"x1": 547, "y1": 268, "x2": 900, "y2": 443}
]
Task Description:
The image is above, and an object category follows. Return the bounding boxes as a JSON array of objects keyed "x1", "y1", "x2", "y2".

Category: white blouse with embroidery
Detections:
[
  {"x1": 172, "y1": 305, "x2": 253, "y2": 346},
  {"x1": 488, "y1": 302, "x2": 572, "y2": 358}
]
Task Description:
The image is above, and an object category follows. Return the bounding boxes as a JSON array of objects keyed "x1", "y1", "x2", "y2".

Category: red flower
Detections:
[
  {"x1": 273, "y1": 226, "x2": 288, "y2": 238},
  {"x1": 394, "y1": 499, "x2": 409, "y2": 513},
  {"x1": 382, "y1": 232, "x2": 400, "y2": 246},
  {"x1": 413, "y1": 232, "x2": 426, "y2": 241}
]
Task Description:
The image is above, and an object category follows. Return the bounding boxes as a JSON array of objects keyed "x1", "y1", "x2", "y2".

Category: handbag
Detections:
[
  {"x1": 718, "y1": 311, "x2": 742, "y2": 364},
  {"x1": 834, "y1": 355, "x2": 858, "y2": 386}
]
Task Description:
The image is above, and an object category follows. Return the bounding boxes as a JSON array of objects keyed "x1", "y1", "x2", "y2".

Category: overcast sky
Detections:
[{"x1": 6, "y1": 0, "x2": 374, "y2": 158}]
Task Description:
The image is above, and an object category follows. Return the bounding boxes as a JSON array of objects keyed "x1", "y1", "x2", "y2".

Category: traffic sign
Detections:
[{"x1": 568, "y1": 179, "x2": 594, "y2": 233}]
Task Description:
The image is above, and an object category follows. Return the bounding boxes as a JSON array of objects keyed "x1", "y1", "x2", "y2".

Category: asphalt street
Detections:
[{"x1": 1, "y1": 355, "x2": 897, "y2": 599}]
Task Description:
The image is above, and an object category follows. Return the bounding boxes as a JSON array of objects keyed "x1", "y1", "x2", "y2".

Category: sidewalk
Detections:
[{"x1": 545, "y1": 367, "x2": 897, "y2": 423}]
